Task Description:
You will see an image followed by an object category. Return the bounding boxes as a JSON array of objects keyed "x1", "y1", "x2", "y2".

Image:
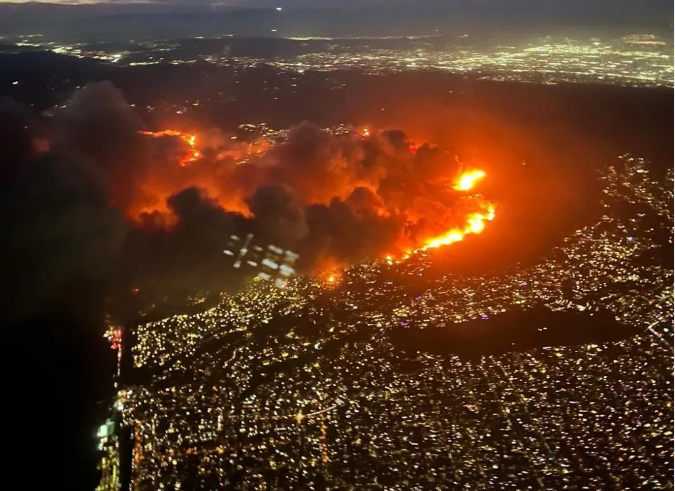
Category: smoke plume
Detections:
[{"x1": 2, "y1": 81, "x2": 495, "y2": 304}]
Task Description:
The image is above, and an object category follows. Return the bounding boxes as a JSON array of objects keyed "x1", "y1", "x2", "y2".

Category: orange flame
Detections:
[
  {"x1": 135, "y1": 127, "x2": 496, "y2": 266},
  {"x1": 420, "y1": 204, "x2": 495, "y2": 251},
  {"x1": 404, "y1": 169, "x2": 496, "y2": 256},
  {"x1": 139, "y1": 129, "x2": 200, "y2": 166},
  {"x1": 453, "y1": 169, "x2": 486, "y2": 191}
]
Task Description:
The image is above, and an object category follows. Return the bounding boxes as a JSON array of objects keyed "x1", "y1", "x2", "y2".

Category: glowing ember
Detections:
[
  {"x1": 327, "y1": 275, "x2": 336, "y2": 283},
  {"x1": 453, "y1": 169, "x2": 486, "y2": 191},
  {"x1": 139, "y1": 129, "x2": 201, "y2": 166}
]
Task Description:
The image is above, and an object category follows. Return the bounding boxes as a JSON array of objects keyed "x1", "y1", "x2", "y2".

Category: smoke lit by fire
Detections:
[
  {"x1": 138, "y1": 129, "x2": 201, "y2": 166},
  {"x1": 130, "y1": 124, "x2": 497, "y2": 272},
  {"x1": 2, "y1": 79, "x2": 504, "y2": 313}
]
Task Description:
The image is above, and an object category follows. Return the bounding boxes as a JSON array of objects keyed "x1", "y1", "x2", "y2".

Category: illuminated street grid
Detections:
[
  {"x1": 272, "y1": 37, "x2": 673, "y2": 88},
  {"x1": 123, "y1": 155, "x2": 673, "y2": 490},
  {"x1": 3, "y1": 34, "x2": 672, "y2": 87}
]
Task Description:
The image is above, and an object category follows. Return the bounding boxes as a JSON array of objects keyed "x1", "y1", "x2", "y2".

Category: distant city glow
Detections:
[{"x1": 5, "y1": 34, "x2": 671, "y2": 86}]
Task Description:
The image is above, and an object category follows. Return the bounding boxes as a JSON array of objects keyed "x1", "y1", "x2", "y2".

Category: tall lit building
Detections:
[{"x1": 95, "y1": 419, "x2": 120, "y2": 491}]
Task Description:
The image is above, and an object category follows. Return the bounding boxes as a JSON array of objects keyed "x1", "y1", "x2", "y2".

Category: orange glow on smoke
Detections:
[
  {"x1": 139, "y1": 130, "x2": 201, "y2": 166},
  {"x1": 132, "y1": 126, "x2": 496, "y2": 263},
  {"x1": 453, "y1": 169, "x2": 486, "y2": 191},
  {"x1": 405, "y1": 170, "x2": 495, "y2": 256}
]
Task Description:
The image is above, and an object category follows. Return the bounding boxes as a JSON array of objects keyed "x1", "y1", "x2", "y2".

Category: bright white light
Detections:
[{"x1": 97, "y1": 424, "x2": 109, "y2": 438}]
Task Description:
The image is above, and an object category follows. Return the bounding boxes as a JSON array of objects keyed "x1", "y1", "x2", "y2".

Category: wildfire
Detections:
[
  {"x1": 453, "y1": 169, "x2": 486, "y2": 191},
  {"x1": 420, "y1": 205, "x2": 496, "y2": 251},
  {"x1": 411, "y1": 169, "x2": 495, "y2": 255},
  {"x1": 139, "y1": 129, "x2": 200, "y2": 166},
  {"x1": 133, "y1": 124, "x2": 496, "y2": 269}
]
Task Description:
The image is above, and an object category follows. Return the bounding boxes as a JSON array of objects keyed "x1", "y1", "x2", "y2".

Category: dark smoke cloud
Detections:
[
  {"x1": 55, "y1": 81, "x2": 151, "y2": 210},
  {"x1": 256, "y1": 121, "x2": 367, "y2": 204},
  {"x1": 246, "y1": 184, "x2": 309, "y2": 248},
  {"x1": 0, "y1": 132, "x2": 125, "y2": 323},
  {"x1": 122, "y1": 116, "x2": 479, "y2": 279},
  {"x1": 0, "y1": 94, "x2": 128, "y2": 491},
  {"x1": 346, "y1": 186, "x2": 385, "y2": 215},
  {"x1": 2, "y1": 81, "x2": 489, "y2": 306},
  {"x1": 300, "y1": 199, "x2": 405, "y2": 268},
  {"x1": 0, "y1": 97, "x2": 34, "y2": 188},
  {"x1": 122, "y1": 186, "x2": 250, "y2": 294},
  {"x1": 56, "y1": 80, "x2": 144, "y2": 151}
]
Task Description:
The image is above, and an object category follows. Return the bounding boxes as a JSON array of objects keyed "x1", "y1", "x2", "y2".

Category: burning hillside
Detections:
[
  {"x1": 134, "y1": 122, "x2": 496, "y2": 269},
  {"x1": 7, "y1": 81, "x2": 498, "y2": 294},
  {"x1": 138, "y1": 130, "x2": 200, "y2": 166}
]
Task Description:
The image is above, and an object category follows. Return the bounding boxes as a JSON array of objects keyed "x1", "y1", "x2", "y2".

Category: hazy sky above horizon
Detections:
[
  {"x1": 0, "y1": 0, "x2": 671, "y2": 24},
  {"x1": 0, "y1": 0, "x2": 349, "y2": 4},
  {"x1": 0, "y1": 0, "x2": 378, "y2": 7}
]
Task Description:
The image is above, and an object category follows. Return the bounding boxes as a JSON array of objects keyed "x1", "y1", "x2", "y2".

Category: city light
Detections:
[{"x1": 121, "y1": 155, "x2": 673, "y2": 490}]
